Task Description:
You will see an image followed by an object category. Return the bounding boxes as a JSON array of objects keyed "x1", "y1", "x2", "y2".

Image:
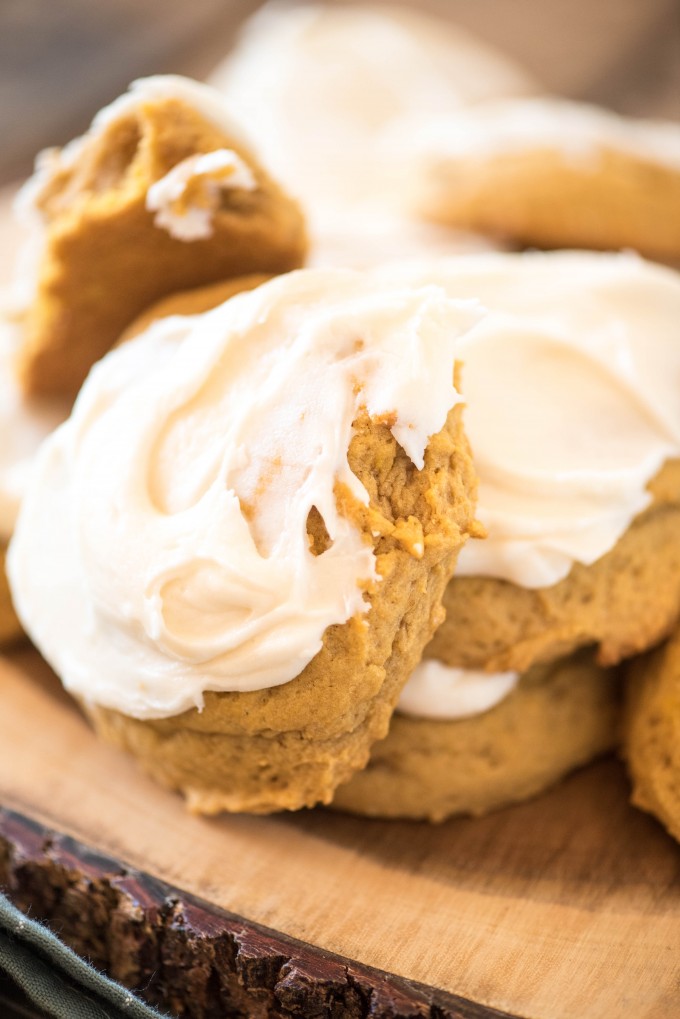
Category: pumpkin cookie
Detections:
[
  {"x1": 379, "y1": 252, "x2": 680, "y2": 674},
  {"x1": 118, "y1": 273, "x2": 272, "y2": 343},
  {"x1": 429, "y1": 459, "x2": 680, "y2": 673},
  {"x1": 1, "y1": 75, "x2": 305, "y2": 643},
  {"x1": 412, "y1": 98, "x2": 680, "y2": 261},
  {"x1": 333, "y1": 650, "x2": 621, "y2": 821},
  {"x1": 14, "y1": 75, "x2": 307, "y2": 401},
  {"x1": 624, "y1": 630, "x2": 680, "y2": 845},
  {"x1": 8, "y1": 268, "x2": 480, "y2": 813}
]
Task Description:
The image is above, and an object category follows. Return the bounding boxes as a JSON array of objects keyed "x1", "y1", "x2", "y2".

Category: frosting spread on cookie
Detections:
[
  {"x1": 398, "y1": 661, "x2": 518, "y2": 719},
  {"x1": 0, "y1": 310, "x2": 67, "y2": 541},
  {"x1": 409, "y1": 97, "x2": 680, "y2": 171},
  {"x1": 382, "y1": 251, "x2": 680, "y2": 587},
  {"x1": 8, "y1": 269, "x2": 477, "y2": 718},
  {"x1": 211, "y1": 2, "x2": 534, "y2": 215},
  {"x1": 146, "y1": 149, "x2": 257, "y2": 241}
]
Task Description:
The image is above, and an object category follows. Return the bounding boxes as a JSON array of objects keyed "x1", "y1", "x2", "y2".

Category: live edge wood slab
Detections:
[{"x1": 1, "y1": 648, "x2": 680, "y2": 1019}]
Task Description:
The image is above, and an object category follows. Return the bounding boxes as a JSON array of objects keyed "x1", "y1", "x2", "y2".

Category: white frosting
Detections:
[
  {"x1": 146, "y1": 149, "x2": 257, "y2": 241},
  {"x1": 211, "y1": 1, "x2": 535, "y2": 217},
  {"x1": 409, "y1": 97, "x2": 680, "y2": 171},
  {"x1": 8, "y1": 269, "x2": 479, "y2": 719},
  {"x1": 380, "y1": 251, "x2": 680, "y2": 587},
  {"x1": 309, "y1": 211, "x2": 499, "y2": 270},
  {"x1": 398, "y1": 661, "x2": 518, "y2": 719},
  {"x1": 0, "y1": 312, "x2": 68, "y2": 541}
]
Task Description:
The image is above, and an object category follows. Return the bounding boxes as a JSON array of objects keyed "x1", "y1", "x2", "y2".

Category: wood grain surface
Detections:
[
  {"x1": 0, "y1": 806, "x2": 514, "y2": 1019},
  {"x1": 1, "y1": 647, "x2": 679, "y2": 1019}
]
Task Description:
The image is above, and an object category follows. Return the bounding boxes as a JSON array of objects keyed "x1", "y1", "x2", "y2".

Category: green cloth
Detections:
[{"x1": 0, "y1": 893, "x2": 168, "y2": 1019}]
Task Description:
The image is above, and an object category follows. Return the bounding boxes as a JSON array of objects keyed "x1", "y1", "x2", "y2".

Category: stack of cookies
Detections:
[{"x1": 2, "y1": 3, "x2": 680, "y2": 843}]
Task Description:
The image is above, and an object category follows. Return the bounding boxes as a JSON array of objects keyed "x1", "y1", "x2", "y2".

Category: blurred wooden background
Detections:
[{"x1": 0, "y1": 0, "x2": 678, "y2": 185}]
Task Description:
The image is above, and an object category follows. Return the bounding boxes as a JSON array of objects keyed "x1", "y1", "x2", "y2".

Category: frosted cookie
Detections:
[
  {"x1": 431, "y1": 460, "x2": 680, "y2": 672},
  {"x1": 377, "y1": 251, "x2": 680, "y2": 673},
  {"x1": 8, "y1": 268, "x2": 479, "y2": 813},
  {"x1": 411, "y1": 98, "x2": 680, "y2": 261},
  {"x1": 333, "y1": 650, "x2": 620, "y2": 821},
  {"x1": 212, "y1": 1, "x2": 535, "y2": 224},
  {"x1": 624, "y1": 630, "x2": 680, "y2": 845},
  {"x1": 14, "y1": 75, "x2": 307, "y2": 400}
]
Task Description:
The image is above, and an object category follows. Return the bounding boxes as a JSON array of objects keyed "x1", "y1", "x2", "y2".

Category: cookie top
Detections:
[
  {"x1": 380, "y1": 250, "x2": 680, "y2": 588},
  {"x1": 409, "y1": 97, "x2": 680, "y2": 173},
  {"x1": 8, "y1": 267, "x2": 480, "y2": 719},
  {"x1": 403, "y1": 98, "x2": 680, "y2": 260},
  {"x1": 213, "y1": 1, "x2": 536, "y2": 216}
]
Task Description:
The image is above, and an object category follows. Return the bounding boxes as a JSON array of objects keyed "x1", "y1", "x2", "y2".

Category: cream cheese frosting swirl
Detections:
[
  {"x1": 8, "y1": 268, "x2": 479, "y2": 719},
  {"x1": 381, "y1": 251, "x2": 680, "y2": 588}
]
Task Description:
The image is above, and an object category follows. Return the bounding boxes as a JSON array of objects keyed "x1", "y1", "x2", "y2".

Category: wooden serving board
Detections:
[{"x1": 1, "y1": 646, "x2": 679, "y2": 1019}]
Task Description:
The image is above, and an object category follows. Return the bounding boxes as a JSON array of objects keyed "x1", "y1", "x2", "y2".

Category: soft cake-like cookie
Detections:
[
  {"x1": 624, "y1": 631, "x2": 680, "y2": 845},
  {"x1": 118, "y1": 274, "x2": 272, "y2": 343},
  {"x1": 410, "y1": 98, "x2": 680, "y2": 261},
  {"x1": 429, "y1": 459, "x2": 680, "y2": 672},
  {"x1": 333, "y1": 651, "x2": 621, "y2": 821},
  {"x1": 377, "y1": 251, "x2": 680, "y2": 674},
  {"x1": 14, "y1": 75, "x2": 307, "y2": 400},
  {"x1": 8, "y1": 268, "x2": 480, "y2": 813}
]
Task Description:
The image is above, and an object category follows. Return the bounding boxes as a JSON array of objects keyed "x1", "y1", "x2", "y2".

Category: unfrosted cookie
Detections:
[
  {"x1": 412, "y1": 98, "x2": 680, "y2": 261},
  {"x1": 8, "y1": 268, "x2": 480, "y2": 814},
  {"x1": 333, "y1": 650, "x2": 620, "y2": 821},
  {"x1": 14, "y1": 75, "x2": 307, "y2": 401},
  {"x1": 429, "y1": 459, "x2": 680, "y2": 673},
  {"x1": 624, "y1": 630, "x2": 680, "y2": 845},
  {"x1": 118, "y1": 274, "x2": 272, "y2": 343}
]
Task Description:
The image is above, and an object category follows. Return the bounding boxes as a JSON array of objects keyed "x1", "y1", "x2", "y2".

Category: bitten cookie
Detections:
[
  {"x1": 8, "y1": 268, "x2": 480, "y2": 814},
  {"x1": 624, "y1": 630, "x2": 680, "y2": 845},
  {"x1": 377, "y1": 251, "x2": 680, "y2": 675},
  {"x1": 14, "y1": 75, "x2": 307, "y2": 401},
  {"x1": 411, "y1": 98, "x2": 680, "y2": 261},
  {"x1": 333, "y1": 650, "x2": 621, "y2": 821}
]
